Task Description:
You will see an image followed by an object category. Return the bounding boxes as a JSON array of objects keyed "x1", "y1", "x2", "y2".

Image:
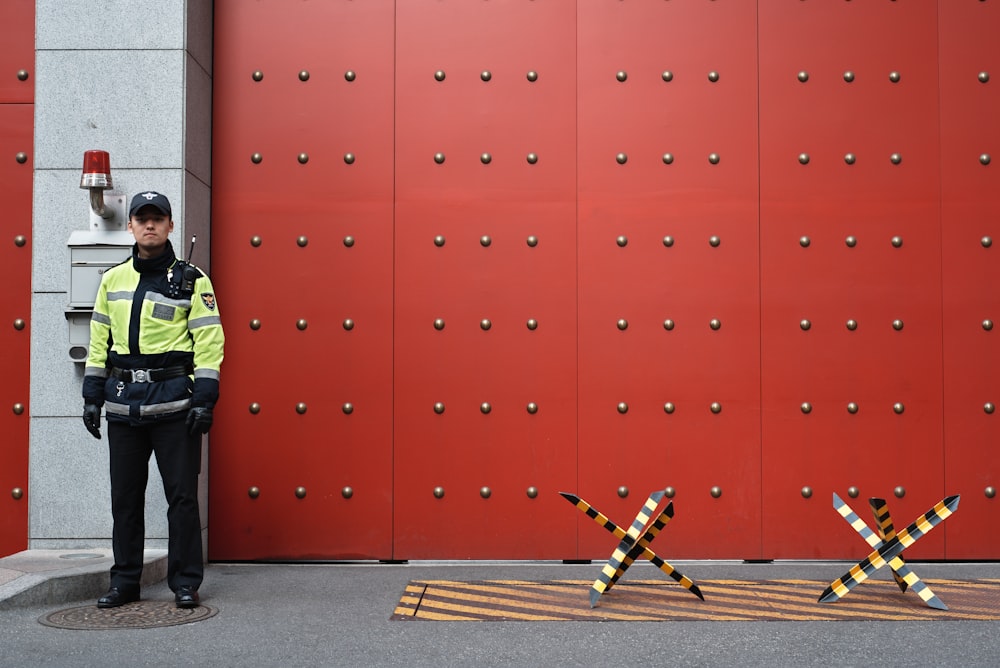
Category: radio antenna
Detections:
[{"x1": 186, "y1": 235, "x2": 197, "y2": 263}]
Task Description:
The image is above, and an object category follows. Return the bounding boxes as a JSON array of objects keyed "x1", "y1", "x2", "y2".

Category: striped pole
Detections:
[
  {"x1": 869, "y1": 497, "x2": 910, "y2": 594},
  {"x1": 819, "y1": 494, "x2": 959, "y2": 605},
  {"x1": 560, "y1": 491, "x2": 704, "y2": 606},
  {"x1": 832, "y1": 493, "x2": 946, "y2": 609}
]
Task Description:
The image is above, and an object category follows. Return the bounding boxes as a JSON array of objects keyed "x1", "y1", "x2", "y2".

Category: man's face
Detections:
[{"x1": 128, "y1": 205, "x2": 174, "y2": 258}]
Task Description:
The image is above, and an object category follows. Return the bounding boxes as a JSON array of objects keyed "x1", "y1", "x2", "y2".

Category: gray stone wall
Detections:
[{"x1": 30, "y1": 0, "x2": 213, "y2": 549}]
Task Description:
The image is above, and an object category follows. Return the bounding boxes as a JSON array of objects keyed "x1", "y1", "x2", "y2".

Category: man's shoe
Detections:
[
  {"x1": 97, "y1": 587, "x2": 139, "y2": 608},
  {"x1": 175, "y1": 586, "x2": 200, "y2": 609}
]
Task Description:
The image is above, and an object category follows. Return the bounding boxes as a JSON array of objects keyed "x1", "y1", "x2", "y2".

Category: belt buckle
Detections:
[{"x1": 132, "y1": 369, "x2": 149, "y2": 383}]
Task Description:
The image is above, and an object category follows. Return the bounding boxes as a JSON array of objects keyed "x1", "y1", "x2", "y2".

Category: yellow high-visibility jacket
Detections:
[{"x1": 83, "y1": 242, "x2": 224, "y2": 424}]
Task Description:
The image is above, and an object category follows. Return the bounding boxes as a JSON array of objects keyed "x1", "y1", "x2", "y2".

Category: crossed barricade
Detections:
[{"x1": 561, "y1": 488, "x2": 960, "y2": 610}]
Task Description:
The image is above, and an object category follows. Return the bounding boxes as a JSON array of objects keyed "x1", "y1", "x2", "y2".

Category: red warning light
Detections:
[{"x1": 80, "y1": 150, "x2": 112, "y2": 189}]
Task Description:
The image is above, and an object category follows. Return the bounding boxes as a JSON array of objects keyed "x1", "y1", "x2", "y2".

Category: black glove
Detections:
[
  {"x1": 83, "y1": 404, "x2": 102, "y2": 439},
  {"x1": 186, "y1": 406, "x2": 213, "y2": 436}
]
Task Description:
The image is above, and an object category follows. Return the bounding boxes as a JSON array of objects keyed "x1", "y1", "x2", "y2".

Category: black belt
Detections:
[{"x1": 110, "y1": 365, "x2": 192, "y2": 383}]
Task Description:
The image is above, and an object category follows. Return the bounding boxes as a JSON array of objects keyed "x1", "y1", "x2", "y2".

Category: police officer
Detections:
[{"x1": 82, "y1": 191, "x2": 224, "y2": 609}]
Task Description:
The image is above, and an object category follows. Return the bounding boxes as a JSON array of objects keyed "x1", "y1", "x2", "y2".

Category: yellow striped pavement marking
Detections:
[{"x1": 391, "y1": 579, "x2": 1000, "y2": 622}]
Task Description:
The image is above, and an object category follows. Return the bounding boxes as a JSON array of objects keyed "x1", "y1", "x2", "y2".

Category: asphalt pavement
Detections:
[{"x1": 1, "y1": 553, "x2": 998, "y2": 667}]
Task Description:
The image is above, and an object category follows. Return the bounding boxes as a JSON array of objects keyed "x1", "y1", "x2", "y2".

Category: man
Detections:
[{"x1": 82, "y1": 191, "x2": 224, "y2": 609}]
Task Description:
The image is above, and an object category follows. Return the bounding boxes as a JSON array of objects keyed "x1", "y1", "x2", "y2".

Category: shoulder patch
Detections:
[{"x1": 200, "y1": 293, "x2": 216, "y2": 311}]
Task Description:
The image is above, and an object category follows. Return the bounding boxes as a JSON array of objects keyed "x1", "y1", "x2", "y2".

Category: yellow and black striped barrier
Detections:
[
  {"x1": 559, "y1": 491, "x2": 703, "y2": 607},
  {"x1": 830, "y1": 493, "x2": 946, "y2": 609},
  {"x1": 819, "y1": 494, "x2": 960, "y2": 607},
  {"x1": 391, "y1": 579, "x2": 1000, "y2": 622}
]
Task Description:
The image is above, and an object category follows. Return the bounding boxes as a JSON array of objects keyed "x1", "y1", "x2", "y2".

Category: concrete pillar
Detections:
[{"x1": 30, "y1": 0, "x2": 213, "y2": 550}]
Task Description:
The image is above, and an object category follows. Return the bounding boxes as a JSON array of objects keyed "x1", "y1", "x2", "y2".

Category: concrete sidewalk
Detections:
[
  {"x1": 1, "y1": 553, "x2": 998, "y2": 667},
  {"x1": 0, "y1": 549, "x2": 166, "y2": 610}
]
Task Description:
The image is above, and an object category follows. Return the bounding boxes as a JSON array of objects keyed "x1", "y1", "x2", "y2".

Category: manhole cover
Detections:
[{"x1": 39, "y1": 600, "x2": 218, "y2": 630}]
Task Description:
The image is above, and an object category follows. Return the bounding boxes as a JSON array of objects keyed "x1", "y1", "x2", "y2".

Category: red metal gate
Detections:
[
  {"x1": 0, "y1": 0, "x2": 33, "y2": 558},
  {"x1": 575, "y1": 0, "x2": 761, "y2": 559},
  {"x1": 759, "y1": 0, "x2": 945, "y2": 559},
  {"x1": 210, "y1": 1, "x2": 395, "y2": 559},
  {"x1": 209, "y1": 1, "x2": 998, "y2": 561},
  {"x1": 939, "y1": 0, "x2": 1000, "y2": 560}
]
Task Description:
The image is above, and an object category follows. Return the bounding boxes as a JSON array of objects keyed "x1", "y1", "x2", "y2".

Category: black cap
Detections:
[{"x1": 128, "y1": 191, "x2": 172, "y2": 218}]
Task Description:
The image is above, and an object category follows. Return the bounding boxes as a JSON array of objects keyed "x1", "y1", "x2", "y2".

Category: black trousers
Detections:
[{"x1": 108, "y1": 418, "x2": 203, "y2": 593}]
